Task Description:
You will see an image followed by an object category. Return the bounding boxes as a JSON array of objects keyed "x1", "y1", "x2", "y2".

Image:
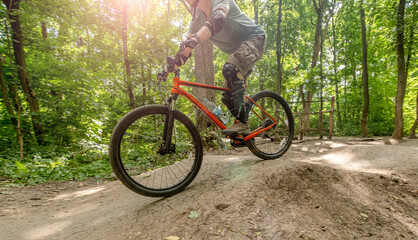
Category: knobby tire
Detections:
[{"x1": 109, "y1": 105, "x2": 203, "y2": 197}]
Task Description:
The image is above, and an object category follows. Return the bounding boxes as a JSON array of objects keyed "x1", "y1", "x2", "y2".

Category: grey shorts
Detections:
[{"x1": 226, "y1": 35, "x2": 266, "y2": 77}]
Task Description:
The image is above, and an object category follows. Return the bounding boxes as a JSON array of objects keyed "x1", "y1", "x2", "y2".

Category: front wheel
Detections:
[
  {"x1": 109, "y1": 105, "x2": 203, "y2": 197},
  {"x1": 245, "y1": 91, "x2": 294, "y2": 160}
]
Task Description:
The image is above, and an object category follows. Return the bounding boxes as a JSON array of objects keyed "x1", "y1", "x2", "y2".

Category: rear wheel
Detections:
[
  {"x1": 109, "y1": 105, "x2": 203, "y2": 197},
  {"x1": 245, "y1": 91, "x2": 294, "y2": 160}
]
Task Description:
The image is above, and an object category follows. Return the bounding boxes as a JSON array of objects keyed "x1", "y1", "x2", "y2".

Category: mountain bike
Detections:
[{"x1": 109, "y1": 64, "x2": 294, "y2": 197}]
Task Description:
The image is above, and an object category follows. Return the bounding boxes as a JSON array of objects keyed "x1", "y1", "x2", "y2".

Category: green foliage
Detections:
[
  {"x1": 0, "y1": 0, "x2": 417, "y2": 185},
  {"x1": 0, "y1": 143, "x2": 112, "y2": 185}
]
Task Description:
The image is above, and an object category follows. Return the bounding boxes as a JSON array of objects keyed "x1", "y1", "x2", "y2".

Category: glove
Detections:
[
  {"x1": 180, "y1": 38, "x2": 197, "y2": 52},
  {"x1": 169, "y1": 38, "x2": 197, "y2": 69}
]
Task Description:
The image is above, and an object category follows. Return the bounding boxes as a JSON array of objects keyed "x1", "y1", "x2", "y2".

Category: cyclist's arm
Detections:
[
  {"x1": 191, "y1": 7, "x2": 228, "y2": 43},
  {"x1": 176, "y1": 6, "x2": 228, "y2": 67},
  {"x1": 181, "y1": 6, "x2": 228, "y2": 57}
]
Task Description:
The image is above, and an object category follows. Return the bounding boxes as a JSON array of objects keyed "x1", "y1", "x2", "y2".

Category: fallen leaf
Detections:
[{"x1": 188, "y1": 210, "x2": 200, "y2": 219}]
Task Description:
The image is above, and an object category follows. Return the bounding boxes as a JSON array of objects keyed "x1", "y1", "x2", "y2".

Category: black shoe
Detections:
[{"x1": 221, "y1": 120, "x2": 250, "y2": 136}]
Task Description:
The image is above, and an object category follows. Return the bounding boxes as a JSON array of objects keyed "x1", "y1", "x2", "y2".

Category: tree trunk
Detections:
[
  {"x1": 360, "y1": 6, "x2": 369, "y2": 138},
  {"x1": 406, "y1": 8, "x2": 415, "y2": 138},
  {"x1": 320, "y1": 0, "x2": 336, "y2": 46},
  {"x1": 41, "y1": 22, "x2": 47, "y2": 40},
  {"x1": 140, "y1": 65, "x2": 147, "y2": 98},
  {"x1": 319, "y1": 25, "x2": 324, "y2": 139},
  {"x1": 122, "y1": 0, "x2": 135, "y2": 110},
  {"x1": 252, "y1": 0, "x2": 265, "y2": 118},
  {"x1": 311, "y1": 0, "x2": 326, "y2": 69},
  {"x1": 301, "y1": 0, "x2": 329, "y2": 137},
  {"x1": 276, "y1": 0, "x2": 283, "y2": 95},
  {"x1": 3, "y1": 0, "x2": 44, "y2": 145},
  {"x1": 299, "y1": 85, "x2": 313, "y2": 139},
  {"x1": 253, "y1": 0, "x2": 259, "y2": 25},
  {"x1": 332, "y1": 15, "x2": 341, "y2": 130},
  {"x1": 194, "y1": 40, "x2": 215, "y2": 133},
  {"x1": 409, "y1": 90, "x2": 418, "y2": 138},
  {"x1": 0, "y1": 57, "x2": 23, "y2": 157},
  {"x1": 392, "y1": 0, "x2": 407, "y2": 139}
]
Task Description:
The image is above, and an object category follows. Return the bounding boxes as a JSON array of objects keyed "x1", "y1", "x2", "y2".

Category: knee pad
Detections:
[
  {"x1": 222, "y1": 63, "x2": 245, "y2": 91},
  {"x1": 222, "y1": 63, "x2": 246, "y2": 118},
  {"x1": 222, "y1": 63, "x2": 241, "y2": 83}
]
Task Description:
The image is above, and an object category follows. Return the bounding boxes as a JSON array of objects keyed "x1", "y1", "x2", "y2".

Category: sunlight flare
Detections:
[
  {"x1": 24, "y1": 221, "x2": 72, "y2": 240},
  {"x1": 50, "y1": 186, "x2": 105, "y2": 201}
]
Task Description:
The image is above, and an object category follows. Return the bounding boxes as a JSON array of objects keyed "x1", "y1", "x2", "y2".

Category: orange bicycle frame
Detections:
[{"x1": 169, "y1": 75, "x2": 277, "y2": 141}]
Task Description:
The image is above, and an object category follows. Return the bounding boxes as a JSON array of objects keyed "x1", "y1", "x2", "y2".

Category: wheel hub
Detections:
[{"x1": 158, "y1": 143, "x2": 176, "y2": 155}]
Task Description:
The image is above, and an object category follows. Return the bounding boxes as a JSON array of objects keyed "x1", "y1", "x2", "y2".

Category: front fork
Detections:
[{"x1": 158, "y1": 94, "x2": 178, "y2": 155}]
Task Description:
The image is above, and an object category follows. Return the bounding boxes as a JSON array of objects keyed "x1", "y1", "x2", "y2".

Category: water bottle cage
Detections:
[{"x1": 203, "y1": 98, "x2": 229, "y2": 125}]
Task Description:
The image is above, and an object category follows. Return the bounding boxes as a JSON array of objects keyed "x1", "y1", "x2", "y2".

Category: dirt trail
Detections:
[{"x1": 1, "y1": 137, "x2": 417, "y2": 240}]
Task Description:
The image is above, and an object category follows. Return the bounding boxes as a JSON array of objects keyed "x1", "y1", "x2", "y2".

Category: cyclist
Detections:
[{"x1": 172, "y1": 0, "x2": 266, "y2": 136}]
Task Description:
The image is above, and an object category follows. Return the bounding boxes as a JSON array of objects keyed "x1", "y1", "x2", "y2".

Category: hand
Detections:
[
  {"x1": 179, "y1": 38, "x2": 197, "y2": 59},
  {"x1": 180, "y1": 38, "x2": 197, "y2": 52}
]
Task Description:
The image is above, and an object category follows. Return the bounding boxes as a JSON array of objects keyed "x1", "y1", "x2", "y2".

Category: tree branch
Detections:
[
  {"x1": 322, "y1": 0, "x2": 337, "y2": 40},
  {"x1": 312, "y1": 0, "x2": 319, "y2": 13},
  {"x1": 178, "y1": 0, "x2": 192, "y2": 15}
]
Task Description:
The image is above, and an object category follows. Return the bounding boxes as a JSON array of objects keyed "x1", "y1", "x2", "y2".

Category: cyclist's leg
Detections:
[
  {"x1": 222, "y1": 35, "x2": 266, "y2": 124},
  {"x1": 221, "y1": 64, "x2": 251, "y2": 136},
  {"x1": 221, "y1": 63, "x2": 246, "y2": 120}
]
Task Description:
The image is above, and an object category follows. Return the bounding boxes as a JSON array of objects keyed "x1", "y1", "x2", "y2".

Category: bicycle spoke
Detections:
[
  {"x1": 246, "y1": 91, "x2": 294, "y2": 160},
  {"x1": 114, "y1": 109, "x2": 201, "y2": 194}
]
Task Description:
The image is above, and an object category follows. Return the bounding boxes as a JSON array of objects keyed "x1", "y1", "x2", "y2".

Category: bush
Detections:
[{"x1": 0, "y1": 142, "x2": 113, "y2": 185}]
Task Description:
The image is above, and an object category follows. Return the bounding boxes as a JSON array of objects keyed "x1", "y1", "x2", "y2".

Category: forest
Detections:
[{"x1": 0, "y1": 0, "x2": 417, "y2": 185}]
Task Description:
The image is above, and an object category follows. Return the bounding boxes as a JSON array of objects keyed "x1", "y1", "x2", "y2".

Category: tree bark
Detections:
[
  {"x1": 122, "y1": 0, "x2": 135, "y2": 110},
  {"x1": 310, "y1": 0, "x2": 336, "y2": 66},
  {"x1": 319, "y1": 24, "x2": 324, "y2": 139},
  {"x1": 41, "y1": 22, "x2": 47, "y2": 40},
  {"x1": 301, "y1": 0, "x2": 330, "y2": 138},
  {"x1": 276, "y1": 0, "x2": 283, "y2": 95},
  {"x1": 406, "y1": 9, "x2": 416, "y2": 138},
  {"x1": 3, "y1": 0, "x2": 44, "y2": 144},
  {"x1": 194, "y1": 40, "x2": 215, "y2": 132},
  {"x1": 360, "y1": 6, "x2": 369, "y2": 138},
  {"x1": 253, "y1": 0, "x2": 259, "y2": 25},
  {"x1": 392, "y1": 0, "x2": 407, "y2": 139},
  {"x1": 409, "y1": 90, "x2": 418, "y2": 138},
  {"x1": 0, "y1": 57, "x2": 23, "y2": 157},
  {"x1": 181, "y1": 3, "x2": 215, "y2": 136},
  {"x1": 299, "y1": 85, "x2": 313, "y2": 138},
  {"x1": 252, "y1": 0, "x2": 265, "y2": 118},
  {"x1": 332, "y1": 15, "x2": 341, "y2": 130},
  {"x1": 311, "y1": 0, "x2": 327, "y2": 69}
]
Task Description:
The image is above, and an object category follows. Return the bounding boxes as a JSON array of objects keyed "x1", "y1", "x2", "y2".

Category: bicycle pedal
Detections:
[
  {"x1": 225, "y1": 132, "x2": 239, "y2": 138},
  {"x1": 230, "y1": 139, "x2": 246, "y2": 148}
]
